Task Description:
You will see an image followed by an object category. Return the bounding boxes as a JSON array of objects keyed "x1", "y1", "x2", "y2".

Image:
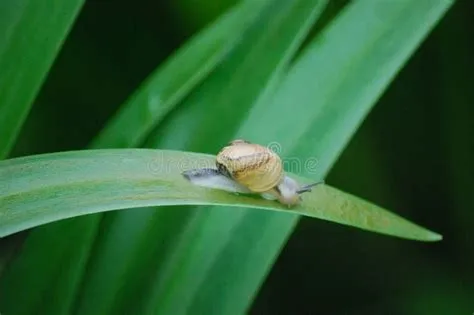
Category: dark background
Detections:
[{"x1": 9, "y1": 0, "x2": 474, "y2": 314}]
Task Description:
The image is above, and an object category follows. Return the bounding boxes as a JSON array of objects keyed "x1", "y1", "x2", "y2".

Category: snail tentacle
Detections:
[{"x1": 296, "y1": 180, "x2": 325, "y2": 194}]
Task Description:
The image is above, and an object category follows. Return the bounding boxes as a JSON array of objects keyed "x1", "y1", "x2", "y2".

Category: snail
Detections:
[{"x1": 182, "y1": 139, "x2": 323, "y2": 206}]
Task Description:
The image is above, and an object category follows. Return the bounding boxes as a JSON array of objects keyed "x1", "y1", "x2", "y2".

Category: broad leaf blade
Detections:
[
  {"x1": 0, "y1": 0, "x2": 85, "y2": 158},
  {"x1": 0, "y1": 149, "x2": 441, "y2": 241}
]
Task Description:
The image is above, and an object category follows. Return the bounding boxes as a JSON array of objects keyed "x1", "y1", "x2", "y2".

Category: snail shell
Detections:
[
  {"x1": 182, "y1": 139, "x2": 323, "y2": 206},
  {"x1": 216, "y1": 140, "x2": 283, "y2": 193}
]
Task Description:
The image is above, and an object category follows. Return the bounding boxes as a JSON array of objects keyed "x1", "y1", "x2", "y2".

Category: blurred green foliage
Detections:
[
  {"x1": 1, "y1": 0, "x2": 472, "y2": 314},
  {"x1": 253, "y1": 2, "x2": 473, "y2": 314}
]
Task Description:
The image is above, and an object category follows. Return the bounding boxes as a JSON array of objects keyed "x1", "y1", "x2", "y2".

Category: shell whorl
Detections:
[{"x1": 216, "y1": 140, "x2": 284, "y2": 193}]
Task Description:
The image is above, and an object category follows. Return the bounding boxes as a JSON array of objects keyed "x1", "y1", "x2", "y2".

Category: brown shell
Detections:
[{"x1": 216, "y1": 140, "x2": 284, "y2": 192}]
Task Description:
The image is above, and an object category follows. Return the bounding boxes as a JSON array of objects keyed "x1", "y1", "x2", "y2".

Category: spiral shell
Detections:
[{"x1": 216, "y1": 140, "x2": 284, "y2": 193}]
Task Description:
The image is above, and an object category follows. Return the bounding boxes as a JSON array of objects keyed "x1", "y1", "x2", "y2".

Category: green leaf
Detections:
[
  {"x1": 0, "y1": 148, "x2": 441, "y2": 241},
  {"x1": 143, "y1": 0, "x2": 327, "y2": 153},
  {"x1": 0, "y1": 0, "x2": 85, "y2": 158},
  {"x1": 90, "y1": 0, "x2": 269, "y2": 149}
]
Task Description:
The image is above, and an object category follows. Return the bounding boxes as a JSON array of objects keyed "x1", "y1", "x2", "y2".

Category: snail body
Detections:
[{"x1": 182, "y1": 139, "x2": 322, "y2": 206}]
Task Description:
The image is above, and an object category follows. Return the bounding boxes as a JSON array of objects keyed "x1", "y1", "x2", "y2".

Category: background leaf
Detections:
[
  {"x1": 90, "y1": 0, "x2": 269, "y2": 149},
  {"x1": 0, "y1": 0, "x2": 84, "y2": 158}
]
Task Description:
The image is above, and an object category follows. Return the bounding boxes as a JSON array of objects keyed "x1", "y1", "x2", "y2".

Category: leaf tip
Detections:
[
  {"x1": 426, "y1": 231, "x2": 443, "y2": 242},
  {"x1": 414, "y1": 229, "x2": 443, "y2": 242}
]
